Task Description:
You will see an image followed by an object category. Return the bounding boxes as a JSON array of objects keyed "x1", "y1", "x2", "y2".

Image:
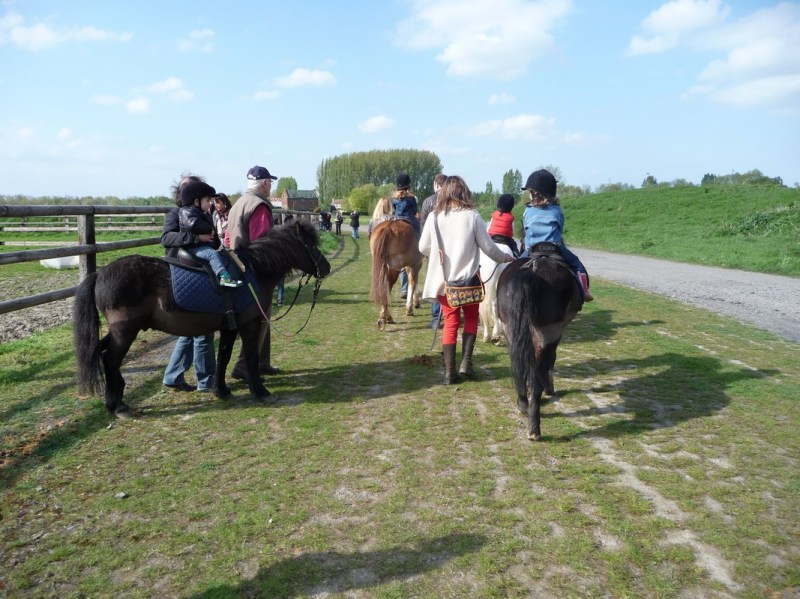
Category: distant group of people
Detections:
[{"x1": 160, "y1": 163, "x2": 592, "y2": 393}]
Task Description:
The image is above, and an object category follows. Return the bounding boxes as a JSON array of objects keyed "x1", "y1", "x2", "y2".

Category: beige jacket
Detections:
[{"x1": 418, "y1": 208, "x2": 508, "y2": 300}]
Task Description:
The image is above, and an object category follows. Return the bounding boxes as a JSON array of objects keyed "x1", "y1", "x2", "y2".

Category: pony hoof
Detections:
[
  {"x1": 527, "y1": 433, "x2": 542, "y2": 441},
  {"x1": 377, "y1": 318, "x2": 386, "y2": 331},
  {"x1": 254, "y1": 392, "x2": 278, "y2": 406},
  {"x1": 114, "y1": 406, "x2": 133, "y2": 420},
  {"x1": 215, "y1": 386, "x2": 233, "y2": 399},
  {"x1": 405, "y1": 308, "x2": 413, "y2": 316}
]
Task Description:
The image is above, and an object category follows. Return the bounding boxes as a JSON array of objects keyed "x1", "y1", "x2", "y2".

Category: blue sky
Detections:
[{"x1": 1, "y1": 0, "x2": 798, "y2": 199}]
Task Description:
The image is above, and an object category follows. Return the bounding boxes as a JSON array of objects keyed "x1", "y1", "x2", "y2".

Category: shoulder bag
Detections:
[{"x1": 433, "y1": 214, "x2": 485, "y2": 307}]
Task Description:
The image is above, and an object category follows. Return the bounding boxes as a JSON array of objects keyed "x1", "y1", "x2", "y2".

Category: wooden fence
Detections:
[
  {"x1": 0, "y1": 205, "x2": 318, "y2": 317},
  {"x1": 0, "y1": 205, "x2": 172, "y2": 316}
]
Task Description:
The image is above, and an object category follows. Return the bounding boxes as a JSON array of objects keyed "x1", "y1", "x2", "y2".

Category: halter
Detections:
[{"x1": 250, "y1": 237, "x2": 325, "y2": 337}]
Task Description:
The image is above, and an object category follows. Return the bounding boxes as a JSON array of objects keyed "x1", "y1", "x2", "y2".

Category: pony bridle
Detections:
[{"x1": 268, "y1": 239, "x2": 324, "y2": 335}]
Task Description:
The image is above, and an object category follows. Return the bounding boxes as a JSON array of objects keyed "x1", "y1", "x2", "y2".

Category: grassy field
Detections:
[
  {"x1": 1, "y1": 226, "x2": 798, "y2": 596},
  {"x1": 482, "y1": 184, "x2": 800, "y2": 277}
]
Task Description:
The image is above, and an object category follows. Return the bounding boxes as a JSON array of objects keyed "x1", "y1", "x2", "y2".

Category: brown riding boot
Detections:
[
  {"x1": 459, "y1": 333, "x2": 477, "y2": 379},
  {"x1": 442, "y1": 344, "x2": 460, "y2": 385}
]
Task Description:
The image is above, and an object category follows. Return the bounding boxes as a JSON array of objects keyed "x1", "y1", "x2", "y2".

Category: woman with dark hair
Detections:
[
  {"x1": 160, "y1": 173, "x2": 216, "y2": 392},
  {"x1": 419, "y1": 175, "x2": 513, "y2": 384},
  {"x1": 212, "y1": 193, "x2": 232, "y2": 245}
]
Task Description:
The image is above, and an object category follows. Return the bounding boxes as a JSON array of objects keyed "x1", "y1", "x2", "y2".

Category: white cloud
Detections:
[
  {"x1": 276, "y1": 68, "x2": 337, "y2": 88},
  {"x1": 358, "y1": 115, "x2": 394, "y2": 133},
  {"x1": 631, "y1": 2, "x2": 800, "y2": 111},
  {"x1": 251, "y1": 90, "x2": 280, "y2": 101},
  {"x1": 488, "y1": 93, "x2": 515, "y2": 105},
  {"x1": 468, "y1": 113, "x2": 557, "y2": 140},
  {"x1": 126, "y1": 97, "x2": 149, "y2": 114},
  {"x1": 0, "y1": 10, "x2": 131, "y2": 50},
  {"x1": 56, "y1": 128, "x2": 71, "y2": 141},
  {"x1": 177, "y1": 29, "x2": 214, "y2": 53},
  {"x1": 397, "y1": 0, "x2": 573, "y2": 78},
  {"x1": 627, "y1": 0, "x2": 729, "y2": 55},
  {"x1": 169, "y1": 89, "x2": 194, "y2": 102},
  {"x1": 91, "y1": 95, "x2": 121, "y2": 106},
  {"x1": 148, "y1": 77, "x2": 184, "y2": 94},
  {"x1": 147, "y1": 77, "x2": 193, "y2": 102}
]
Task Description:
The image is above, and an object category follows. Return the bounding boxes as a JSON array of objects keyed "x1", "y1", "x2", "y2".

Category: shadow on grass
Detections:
[
  {"x1": 0, "y1": 334, "x2": 178, "y2": 487},
  {"x1": 190, "y1": 533, "x2": 486, "y2": 598},
  {"x1": 549, "y1": 352, "x2": 778, "y2": 441},
  {"x1": 567, "y1": 308, "x2": 666, "y2": 342}
]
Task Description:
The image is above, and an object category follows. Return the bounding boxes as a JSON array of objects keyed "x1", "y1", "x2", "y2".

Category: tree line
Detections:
[{"x1": 1, "y1": 164, "x2": 789, "y2": 209}]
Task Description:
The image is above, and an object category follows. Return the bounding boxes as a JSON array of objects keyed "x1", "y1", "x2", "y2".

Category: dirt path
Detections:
[{"x1": 580, "y1": 249, "x2": 800, "y2": 342}]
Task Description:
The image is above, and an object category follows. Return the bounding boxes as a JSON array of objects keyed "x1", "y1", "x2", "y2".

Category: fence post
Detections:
[{"x1": 77, "y1": 213, "x2": 96, "y2": 281}]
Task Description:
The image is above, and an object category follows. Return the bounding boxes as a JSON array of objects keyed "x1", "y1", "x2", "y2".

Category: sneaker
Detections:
[{"x1": 219, "y1": 272, "x2": 244, "y2": 288}]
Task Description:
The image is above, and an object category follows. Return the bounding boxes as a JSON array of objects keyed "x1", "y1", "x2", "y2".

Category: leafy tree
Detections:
[
  {"x1": 484, "y1": 181, "x2": 494, "y2": 195},
  {"x1": 642, "y1": 175, "x2": 658, "y2": 188},
  {"x1": 316, "y1": 148, "x2": 443, "y2": 203},
  {"x1": 501, "y1": 169, "x2": 522, "y2": 195},
  {"x1": 275, "y1": 177, "x2": 298, "y2": 197},
  {"x1": 347, "y1": 184, "x2": 378, "y2": 214}
]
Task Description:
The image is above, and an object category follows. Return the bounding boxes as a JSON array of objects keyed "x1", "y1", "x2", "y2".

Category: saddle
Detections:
[
  {"x1": 162, "y1": 250, "x2": 256, "y2": 321},
  {"x1": 526, "y1": 242, "x2": 565, "y2": 263}
]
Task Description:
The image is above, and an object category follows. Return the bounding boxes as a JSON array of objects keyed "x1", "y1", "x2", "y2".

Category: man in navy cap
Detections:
[{"x1": 227, "y1": 165, "x2": 282, "y2": 380}]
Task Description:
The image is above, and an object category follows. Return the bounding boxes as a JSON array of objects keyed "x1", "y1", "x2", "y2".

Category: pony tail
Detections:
[
  {"x1": 506, "y1": 267, "x2": 537, "y2": 399},
  {"x1": 73, "y1": 273, "x2": 105, "y2": 396}
]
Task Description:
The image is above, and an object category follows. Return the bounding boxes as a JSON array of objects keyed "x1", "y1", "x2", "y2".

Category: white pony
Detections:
[{"x1": 479, "y1": 241, "x2": 514, "y2": 344}]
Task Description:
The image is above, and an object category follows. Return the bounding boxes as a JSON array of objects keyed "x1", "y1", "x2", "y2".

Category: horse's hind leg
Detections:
[
  {"x1": 100, "y1": 324, "x2": 139, "y2": 417},
  {"x1": 405, "y1": 266, "x2": 417, "y2": 316}
]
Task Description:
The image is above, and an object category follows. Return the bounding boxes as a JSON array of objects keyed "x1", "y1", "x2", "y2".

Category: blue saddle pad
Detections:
[{"x1": 170, "y1": 265, "x2": 259, "y2": 314}]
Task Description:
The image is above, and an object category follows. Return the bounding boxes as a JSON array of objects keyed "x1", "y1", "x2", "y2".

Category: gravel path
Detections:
[{"x1": 580, "y1": 249, "x2": 800, "y2": 342}]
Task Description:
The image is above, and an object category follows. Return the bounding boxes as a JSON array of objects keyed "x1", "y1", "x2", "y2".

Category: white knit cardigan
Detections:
[{"x1": 418, "y1": 208, "x2": 509, "y2": 301}]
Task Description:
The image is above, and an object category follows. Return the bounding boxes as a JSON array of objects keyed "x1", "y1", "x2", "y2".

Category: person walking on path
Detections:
[
  {"x1": 349, "y1": 210, "x2": 361, "y2": 239},
  {"x1": 420, "y1": 173, "x2": 446, "y2": 327},
  {"x1": 419, "y1": 175, "x2": 514, "y2": 384}
]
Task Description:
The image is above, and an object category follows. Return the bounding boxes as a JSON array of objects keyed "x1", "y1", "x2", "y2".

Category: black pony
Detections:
[
  {"x1": 497, "y1": 245, "x2": 582, "y2": 440},
  {"x1": 73, "y1": 220, "x2": 330, "y2": 417}
]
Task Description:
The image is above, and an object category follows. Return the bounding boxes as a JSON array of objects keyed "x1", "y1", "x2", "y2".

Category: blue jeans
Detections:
[
  {"x1": 351, "y1": 226, "x2": 359, "y2": 239},
  {"x1": 276, "y1": 277, "x2": 285, "y2": 304},
  {"x1": 399, "y1": 269, "x2": 408, "y2": 297},
  {"x1": 163, "y1": 334, "x2": 215, "y2": 390},
  {"x1": 430, "y1": 298, "x2": 441, "y2": 326},
  {"x1": 186, "y1": 245, "x2": 226, "y2": 276}
]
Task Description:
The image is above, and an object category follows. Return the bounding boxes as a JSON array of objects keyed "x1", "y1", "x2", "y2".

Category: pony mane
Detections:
[{"x1": 239, "y1": 220, "x2": 320, "y2": 274}]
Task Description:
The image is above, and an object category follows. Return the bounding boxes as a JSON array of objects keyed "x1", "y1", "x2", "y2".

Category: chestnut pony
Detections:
[{"x1": 369, "y1": 219, "x2": 422, "y2": 329}]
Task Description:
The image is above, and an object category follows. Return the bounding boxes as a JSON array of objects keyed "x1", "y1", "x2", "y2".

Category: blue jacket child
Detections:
[{"x1": 521, "y1": 170, "x2": 593, "y2": 301}]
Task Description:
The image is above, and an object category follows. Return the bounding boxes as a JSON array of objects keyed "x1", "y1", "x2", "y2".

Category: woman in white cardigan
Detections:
[{"x1": 419, "y1": 176, "x2": 514, "y2": 384}]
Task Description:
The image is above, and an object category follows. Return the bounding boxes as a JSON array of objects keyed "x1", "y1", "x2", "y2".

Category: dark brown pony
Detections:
[
  {"x1": 369, "y1": 219, "x2": 422, "y2": 329},
  {"x1": 73, "y1": 220, "x2": 330, "y2": 417},
  {"x1": 497, "y1": 245, "x2": 582, "y2": 440}
]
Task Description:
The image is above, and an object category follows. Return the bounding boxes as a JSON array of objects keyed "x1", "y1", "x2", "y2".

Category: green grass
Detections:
[
  {"x1": 1, "y1": 231, "x2": 798, "y2": 597},
  {"x1": 480, "y1": 184, "x2": 800, "y2": 276}
]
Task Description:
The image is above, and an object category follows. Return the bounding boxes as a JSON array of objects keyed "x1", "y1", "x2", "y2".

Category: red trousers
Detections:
[{"x1": 438, "y1": 294, "x2": 479, "y2": 345}]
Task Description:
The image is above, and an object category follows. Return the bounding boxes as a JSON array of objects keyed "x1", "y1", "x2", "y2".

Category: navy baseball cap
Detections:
[{"x1": 247, "y1": 165, "x2": 277, "y2": 180}]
